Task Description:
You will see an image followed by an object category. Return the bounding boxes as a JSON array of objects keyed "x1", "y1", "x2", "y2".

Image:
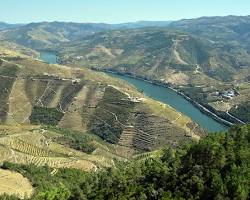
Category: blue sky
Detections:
[{"x1": 1, "y1": 0, "x2": 250, "y2": 24}]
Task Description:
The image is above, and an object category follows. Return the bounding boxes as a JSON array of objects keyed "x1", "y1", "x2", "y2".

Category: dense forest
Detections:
[{"x1": 1, "y1": 125, "x2": 249, "y2": 200}]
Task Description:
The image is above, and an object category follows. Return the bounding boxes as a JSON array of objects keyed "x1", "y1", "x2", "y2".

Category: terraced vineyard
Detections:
[
  {"x1": 0, "y1": 54, "x2": 204, "y2": 164},
  {"x1": 0, "y1": 125, "x2": 121, "y2": 171}
]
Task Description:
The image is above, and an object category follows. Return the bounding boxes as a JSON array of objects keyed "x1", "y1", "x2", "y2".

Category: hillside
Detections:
[
  {"x1": 1, "y1": 17, "x2": 249, "y2": 123},
  {"x1": 0, "y1": 50, "x2": 204, "y2": 177},
  {"x1": 58, "y1": 16, "x2": 250, "y2": 83},
  {"x1": 169, "y1": 16, "x2": 250, "y2": 81},
  {"x1": 170, "y1": 15, "x2": 250, "y2": 45},
  {"x1": 0, "y1": 21, "x2": 172, "y2": 50},
  {"x1": 0, "y1": 13, "x2": 249, "y2": 200},
  {"x1": 1, "y1": 124, "x2": 249, "y2": 199},
  {"x1": 0, "y1": 22, "x2": 111, "y2": 49},
  {"x1": 56, "y1": 16, "x2": 250, "y2": 123},
  {"x1": 59, "y1": 29, "x2": 213, "y2": 80},
  {"x1": 1, "y1": 16, "x2": 250, "y2": 83},
  {"x1": 0, "y1": 40, "x2": 38, "y2": 58}
]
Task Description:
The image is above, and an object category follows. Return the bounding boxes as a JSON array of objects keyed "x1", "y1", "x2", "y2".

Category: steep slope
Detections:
[
  {"x1": 169, "y1": 16, "x2": 250, "y2": 80},
  {"x1": 1, "y1": 16, "x2": 250, "y2": 83},
  {"x1": 59, "y1": 29, "x2": 210, "y2": 80},
  {"x1": 0, "y1": 53, "x2": 204, "y2": 163},
  {"x1": 0, "y1": 125, "x2": 103, "y2": 171}
]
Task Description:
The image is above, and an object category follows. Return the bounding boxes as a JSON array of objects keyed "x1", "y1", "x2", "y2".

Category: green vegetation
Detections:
[
  {"x1": 0, "y1": 78, "x2": 16, "y2": 122},
  {"x1": 207, "y1": 67, "x2": 234, "y2": 82},
  {"x1": 46, "y1": 126, "x2": 96, "y2": 154},
  {"x1": 0, "y1": 62, "x2": 19, "y2": 122},
  {"x1": 230, "y1": 102, "x2": 250, "y2": 122},
  {"x1": 0, "y1": 163, "x2": 80, "y2": 200},
  {"x1": 1, "y1": 125, "x2": 249, "y2": 200},
  {"x1": 180, "y1": 86, "x2": 208, "y2": 103},
  {"x1": 39, "y1": 81, "x2": 62, "y2": 107},
  {"x1": 169, "y1": 63, "x2": 196, "y2": 71},
  {"x1": 59, "y1": 83, "x2": 84, "y2": 111},
  {"x1": 90, "y1": 86, "x2": 135, "y2": 144},
  {"x1": 29, "y1": 106, "x2": 64, "y2": 126},
  {"x1": 177, "y1": 37, "x2": 210, "y2": 65},
  {"x1": 0, "y1": 64, "x2": 19, "y2": 77}
]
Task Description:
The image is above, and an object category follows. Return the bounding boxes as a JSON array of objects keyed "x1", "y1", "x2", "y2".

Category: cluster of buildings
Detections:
[{"x1": 214, "y1": 90, "x2": 238, "y2": 99}]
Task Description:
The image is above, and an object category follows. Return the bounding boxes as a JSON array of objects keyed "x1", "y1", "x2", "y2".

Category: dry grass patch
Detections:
[
  {"x1": 0, "y1": 169, "x2": 33, "y2": 199},
  {"x1": 6, "y1": 79, "x2": 32, "y2": 124}
]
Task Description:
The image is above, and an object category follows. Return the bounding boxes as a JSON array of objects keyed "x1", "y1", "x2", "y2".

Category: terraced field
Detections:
[
  {"x1": 0, "y1": 55, "x2": 204, "y2": 160},
  {"x1": 0, "y1": 125, "x2": 121, "y2": 171}
]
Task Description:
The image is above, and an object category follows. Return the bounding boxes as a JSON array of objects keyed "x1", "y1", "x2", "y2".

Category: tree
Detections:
[{"x1": 35, "y1": 184, "x2": 71, "y2": 200}]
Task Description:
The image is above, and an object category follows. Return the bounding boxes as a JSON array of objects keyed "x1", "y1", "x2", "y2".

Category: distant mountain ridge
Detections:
[
  {"x1": 111, "y1": 20, "x2": 173, "y2": 29},
  {"x1": 0, "y1": 20, "x2": 172, "y2": 49},
  {"x1": 0, "y1": 22, "x2": 24, "y2": 30},
  {"x1": 169, "y1": 15, "x2": 250, "y2": 44}
]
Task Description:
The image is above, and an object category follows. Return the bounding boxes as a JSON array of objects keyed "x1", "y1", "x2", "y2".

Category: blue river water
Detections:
[
  {"x1": 40, "y1": 51, "x2": 58, "y2": 64},
  {"x1": 108, "y1": 73, "x2": 228, "y2": 132}
]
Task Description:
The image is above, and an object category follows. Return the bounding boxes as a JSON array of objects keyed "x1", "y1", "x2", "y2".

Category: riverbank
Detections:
[{"x1": 93, "y1": 68, "x2": 243, "y2": 127}]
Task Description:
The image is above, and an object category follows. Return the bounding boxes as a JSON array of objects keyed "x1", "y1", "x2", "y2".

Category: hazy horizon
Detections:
[
  {"x1": 1, "y1": 0, "x2": 250, "y2": 24},
  {"x1": 1, "y1": 14, "x2": 250, "y2": 25}
]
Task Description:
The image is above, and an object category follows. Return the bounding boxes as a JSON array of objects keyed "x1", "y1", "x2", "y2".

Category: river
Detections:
[
  {"x1": 40, "y1": 51, "x2": 58, "y2": 64},
  {"x1": 40, "y1": 51, "x2": 228, "y2": 132}
]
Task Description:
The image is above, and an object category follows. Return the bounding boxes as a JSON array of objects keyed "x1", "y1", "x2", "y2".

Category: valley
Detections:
[
  {"x1": 41, "y1": 51, "x2": 228, "y2": 132},
  {"x1": 2, "y1": 18, "x2": 249, "y2": 126},
  {"x1": 0, "y1": 13, "x2": 249, "y2": 200},
  {"x1": 55, "y1": 20, "x2": 250, "y2": 124}
]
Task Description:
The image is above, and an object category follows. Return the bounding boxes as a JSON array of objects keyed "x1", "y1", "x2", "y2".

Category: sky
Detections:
[{"x1": 1, "y1": 0, "x2": 250, "y2": 24}]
